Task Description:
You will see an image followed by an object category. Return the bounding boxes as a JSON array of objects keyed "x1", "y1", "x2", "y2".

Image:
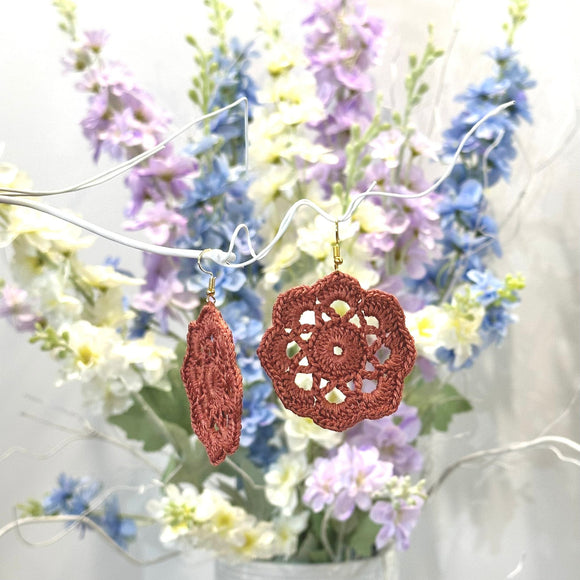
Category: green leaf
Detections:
[
  {"x1": 108, "y1": 402, "x2": 168, "y2": 452},
  {"x1": 294, "y1": 530, "x2": 324, "y2": 563},
  {"x1": 108, "y1": 342, "x2": 193, "y2": 451},
  {"x1": 404, "y1": 379, "x2": 472, "y2": 435},
  {"x1": 140, "y1": 368, "x2": 192, "y2": 433},
  {"x1": 349, "y1": 516, "x2": 381, "y2": 558},
  {"x1": 309, "y1": 549, "x2": 331, "y2": 563},
  {"x1": 163, "y1": 424, "x2": 214, "y2": 487}
]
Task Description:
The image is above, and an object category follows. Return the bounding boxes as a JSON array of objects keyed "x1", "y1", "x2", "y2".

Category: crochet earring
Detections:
[
  {"x1": 258, "y1": 222, "x2": 416, "y2": 432},
  {"x1": 180, "y1": 251, "x2": 244, "y2": 465}
]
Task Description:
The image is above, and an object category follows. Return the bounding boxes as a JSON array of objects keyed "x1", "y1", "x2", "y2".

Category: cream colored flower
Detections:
[
  {"x1": 273, "y1": 512, "x2": 309, "y2": 558},
  {"x1": 0, "y1": 162, "x2": 31, "y2": 190},
  {"x1": 266, "y1": 42, "x2": 303, "y2": 76},
  {"x1": 405, "y1": 305, "x2": 449, "y2": 362},
  {"x1": 263, "y1": 242, "x2": 301, "y2": 287},
  {"x1": 229, "y1": 520, "x2": 277, "y2": 560},
  {"x1": 298, "y1": 215, "x2": 359, "y2": 261},
  {"x1": 58, "y1": 320, "x2": 142, "y2": 415},
  {"x1": 353, "y1": 202, "x2": 390, "y2": 234},
  {"x1": 281, "y1": 408, "x2": 343, "y2": 453},
  {"x1": 248, "y1": 166, "x2": 296, "y2": 206},
  {"x1": 78, "y1": 264, "x2": 144, "y2": 289},
  {"x1": 0, "y1": 204, "x2": 93, "y2": 254},
  {"x1": 440, "y1": 286, "x2": 485, "y2": 367},
  {"x1": 118, "y1": 331, "x2": 176, "y2": 389},
  {"x1": 265, "y1": 453, "x2": 308, "y2": 515},
  {"x1": 147, "y1": 484, "x2": 200, "y2": 543},
  {"x1": 30, "y1": 271, "x2": 84, "y2": 324},
  {"x1": 87, "y1": 286, "x2": 134, "y2": 328}
]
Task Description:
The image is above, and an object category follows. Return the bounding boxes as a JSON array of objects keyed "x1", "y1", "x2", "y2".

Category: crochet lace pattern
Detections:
[
  {"x1": 257, "y1": 271, "x2": 416, "y2": 431},
  {"x1": 180, "y1": 302, "x2": 243, "y2": 465}
]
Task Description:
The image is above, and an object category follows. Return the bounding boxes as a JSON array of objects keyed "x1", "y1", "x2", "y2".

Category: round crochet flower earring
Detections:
[
  {"x1": 180, "y1": 251, "x2": 243, "y2": 465},
  {"x1": 258, "y1": 223, "x2": 416, "y2": 432}
]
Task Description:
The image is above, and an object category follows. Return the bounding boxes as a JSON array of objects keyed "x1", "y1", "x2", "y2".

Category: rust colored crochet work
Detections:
[
  {"x1": 257, "y1": 271, "x2": 416, "y2": 431},
  {"x1": 181, "y1": 302, "x2": 243, "y2": 465}
]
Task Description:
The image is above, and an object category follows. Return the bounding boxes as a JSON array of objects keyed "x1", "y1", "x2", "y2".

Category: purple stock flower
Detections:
[
  {"x1": 370, "y1": 497, "x2": 424, "y2": 551},
  {"x1": 303, "y1": 0, "x2": 385, "y2": 190},
  {"x1": 347, "y1": 403, "x2": 423, "y2": 475},
  {"x1": 64, "y1": 29, "x2": 200, "y2": 331},
  {"x1": 332, "y1": 444, "x2": 393, "y2": 520},
  {"x1": 124, "y1": 203, "x2": 188, "y2": 245},
  {"x1": 302, "y1": 456, "x2": 338, "y2": 513},
  {"x1": 78, "y1": 62, "x2": 170, "y2": 161},
  {"x1": 0, "y1": 285, "x2": 39, "y2": 331},
  {"x1": 302, "y1": 443, "x2": 393, "y2": 520},
  {"x1": 125, "y1": 154, "x2": 198, "y2": 217},
  {"x1": 133, "y1": 261, "x2": 197, "y2": 332}
]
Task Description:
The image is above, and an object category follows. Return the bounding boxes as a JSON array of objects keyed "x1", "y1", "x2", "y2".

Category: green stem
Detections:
[
  {"x1": 335, "y1": 520, "x2": 346, "y2": 562},
  {"x1": 320, "y1": 508, "x2": 336, "y2": 561},
  {"x1": 132, "y1": 392, "x2": 179, "y2": 453}
]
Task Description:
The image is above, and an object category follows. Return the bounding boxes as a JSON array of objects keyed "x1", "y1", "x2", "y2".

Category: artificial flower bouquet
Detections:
[{"x1": 0, "y1": 0, "x2": 533, "y2": 565}]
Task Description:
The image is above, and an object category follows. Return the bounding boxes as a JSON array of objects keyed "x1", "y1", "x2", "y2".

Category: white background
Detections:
[{"x1": 1, "y1": 0, "x2": 579, "y2": 578}]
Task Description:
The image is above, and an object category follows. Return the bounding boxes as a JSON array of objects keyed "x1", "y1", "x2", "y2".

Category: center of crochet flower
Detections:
[{"x1": 309, "y1": 321, "x2": 366, "y2": 381}]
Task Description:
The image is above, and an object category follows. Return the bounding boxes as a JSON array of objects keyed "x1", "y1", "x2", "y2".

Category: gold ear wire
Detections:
[
  {"x1": 332, "y1": 221, "x2": 343, "y2": 271},
  {"x1": 198, "y1": 249, "x2": 216, "y2": 301}
]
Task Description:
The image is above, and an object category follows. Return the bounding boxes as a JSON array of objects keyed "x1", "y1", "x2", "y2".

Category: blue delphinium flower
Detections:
[
  {"x1": 416, "y1": 44, "x2": 534, "y2": 310},
  {"x1": 442, "y1": 46, "x2": 534, "y2": 187},
  {"x1": 240, "y1": 382, "x2": 281, "y2": 467},
  {"x1": 100, "y1": 496, "x2": 138, "y2": 549},
  {"x1": 42, "y1": 473, "x2": 101, "y2": 517},
  {"x1": 208, "y1": 38, "x2": 258, "y2": 162},
  {"x1": 467, "y1": 269, "x2": 523, "y2": 346},
  {"x1": 41, "y1": 474, "x2": 137, "y2": 548},
  {"x1": 178, "y1": 36, "x2": 280, "y2": 467}
]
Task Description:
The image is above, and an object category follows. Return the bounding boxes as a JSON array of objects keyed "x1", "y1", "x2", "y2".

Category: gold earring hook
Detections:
[
  {"x1": 198, "y1": 249, "x2": 216, "y2": 301},
  {"x1": 332, "y1": 221, "x2": 343, "y2": 271}
]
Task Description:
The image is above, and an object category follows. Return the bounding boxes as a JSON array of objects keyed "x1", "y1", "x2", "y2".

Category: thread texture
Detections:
[
  {"x1": 257, "y1": 271, "x2": 416, "y2": 431},
  {"x1": 181, "y1": 302, "x2": 243, "y2": 465}
]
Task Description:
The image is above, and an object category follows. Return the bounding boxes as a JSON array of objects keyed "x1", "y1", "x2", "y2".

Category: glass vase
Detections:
[{"x1": 215, "y1": 551, "x2": 397, "y2": 580}]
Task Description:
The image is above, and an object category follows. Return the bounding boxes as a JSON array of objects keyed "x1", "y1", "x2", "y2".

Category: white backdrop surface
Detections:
[{"x1": 1, "y1": 1, "x2": 579, "y2": 579}]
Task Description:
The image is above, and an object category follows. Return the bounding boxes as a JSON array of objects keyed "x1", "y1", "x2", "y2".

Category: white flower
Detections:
[
  {"x1": 147, "y1": 484, "x2": 200, "y2": 544},
  {"x1": 59, "y1": 320, "x2": 142, "y2": 415},
  {"x1": 31, "y1": 270, "x2": 84, "y2": 325},
  {"x1": 0, "y1": 162, "x2": 31, "y2": 189},
  {"x1": 405, "y1": 305, "x2": 450, "y2": 362},
  {"x1": 263, "y1": 242, "x2": 301, "y2": 286},
  {"x1": 266, "y1": 42, "x2": 303, "y2": 76},
  {"x1": 298, "y1": 215, "x2": 359, "y2": 261},
  {"x1": 118, "y1": 331, "x2": 176, "y2": 389},
  {"x1": 265, "y1": 453, "x2": 308, "y2": 515},
  {"x1": 87, "y1": 286, "x2": 134, "y2": 328},
  {"x1": 353, "y1": 202, "x2": 390, "y2": 234},
  {"x1": 0, "y1": 204, "x2": 93, "y2": 254},
  {"x1": 78, "y1": 264, "x2": 144, "y2": 289},
  {"x1": 406, "y1": 288, "x2": 485, "y2": 367},
  {"x1": 281, "y1": 408, "x2": 343, "y2": 453},
  {"x1": 273, "y1": 511, "x2": 309, "y2": 558},
  {"x1": 440, "y1": 287, "x2": 485, "y2": 367},
  {"x1": 229, "y1": 519, "x2": 277, "y2": 560},
  {"x1": 248, "y1": 166, "x2": 297, "y2": 206}
]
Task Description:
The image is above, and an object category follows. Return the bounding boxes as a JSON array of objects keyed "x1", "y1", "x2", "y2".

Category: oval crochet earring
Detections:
[
  {"x1": 257, "y1": 223, "x2": 416, "y2": 432},
  {"x1": 180, "y1": 251, "x2": 244, "y2": 465}
]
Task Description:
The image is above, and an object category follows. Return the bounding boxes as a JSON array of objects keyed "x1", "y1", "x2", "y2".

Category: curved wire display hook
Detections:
[{"x1": 0, "y1": 100, "x2": 513, "y2": 269}]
